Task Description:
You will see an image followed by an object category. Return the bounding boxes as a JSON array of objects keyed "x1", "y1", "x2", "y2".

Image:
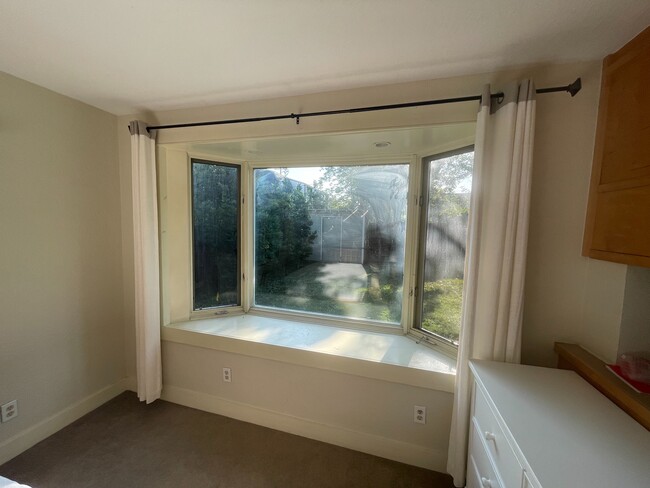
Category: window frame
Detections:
[
  {"x1": 407, "y1": 145, "x2": 475, "y2": 356},
  {"x1": 189, "y1": 156, "x2": 245, "y2": 320},
  {"x1": 182, "y1": 142, "x2": 474, "y2": 357},
  {"x1": 245, "y1": 155, "x2": 418, "y2": 334}
]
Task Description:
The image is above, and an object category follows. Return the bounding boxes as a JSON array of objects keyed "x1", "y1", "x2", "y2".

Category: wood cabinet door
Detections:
[{"x1": 584, "y1": 26, "x2": 650, "y2": 267}]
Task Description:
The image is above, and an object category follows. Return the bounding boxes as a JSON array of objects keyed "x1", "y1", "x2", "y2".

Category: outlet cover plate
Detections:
[
  {"x1": 223, "y1": 367, "x2": 232, "y2": 383},
  {"x1": 414, "y1": 405, "x2": 426, "y2": 424},
  {"x1": 1, "y1": 400, "x2": 18, "y2": 423}
]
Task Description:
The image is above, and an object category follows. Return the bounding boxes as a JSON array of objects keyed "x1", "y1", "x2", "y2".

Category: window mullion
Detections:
[
  {"x1": 402, "y1": 155, "x2": 424, "y2": 334},
  {"x1": 241, "y1": 161, "x2": 253, "y2": 312}
]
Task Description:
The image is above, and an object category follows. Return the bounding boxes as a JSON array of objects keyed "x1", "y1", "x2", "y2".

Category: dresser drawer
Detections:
[
  {"x1": 469, "y1": 360, "x2": 650, "y2": 488},
  {"x1": 468, "y1": 418, "x2": 503, "y2": 488},
  {"x1": 473, "y1": 385, "x2": 523, "y2": 488},
  {"x1": 522, "y1": 471, "x2": 537, "y2": 488}
]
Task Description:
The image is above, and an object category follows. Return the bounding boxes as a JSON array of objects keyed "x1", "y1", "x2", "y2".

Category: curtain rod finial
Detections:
[{"x1": 568, "y1": 78, "x2": 582, "y2": 97}]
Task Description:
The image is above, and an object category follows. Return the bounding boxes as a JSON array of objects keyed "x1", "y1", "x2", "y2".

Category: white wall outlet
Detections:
[
  {"x1": 222, "y1": 367, "x2": 232, "y2": 383},
  {"x1": 1, "y1": 400, "x2": 18, "y2": 423},
  {"x1": 414, "y1": 405, "x2": 426, "y2": 424}
]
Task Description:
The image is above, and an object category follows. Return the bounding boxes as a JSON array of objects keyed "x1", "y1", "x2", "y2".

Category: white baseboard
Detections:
[
  {"x1": 121, "y1": 376, "x2": 137, "y2": 392},
  {"x1": 162, "y1": 384, "x2": 447, "y2": 472},
  {"x1": 0, "y1": 380, "x2": 447, "y2": 472},
  {"x1": 0, "y1": 378, "x2": 131, "y2": 466}
]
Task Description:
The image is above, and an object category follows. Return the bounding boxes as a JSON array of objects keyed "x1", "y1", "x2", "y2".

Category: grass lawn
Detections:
[{"x1": 256, "y1": 262, "x2": 463, "y2": 342}]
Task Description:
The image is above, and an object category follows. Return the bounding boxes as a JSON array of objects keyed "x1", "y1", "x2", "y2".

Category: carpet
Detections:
[{"x1": 0, "y1": 392, "x2": 454, "y2": 488}]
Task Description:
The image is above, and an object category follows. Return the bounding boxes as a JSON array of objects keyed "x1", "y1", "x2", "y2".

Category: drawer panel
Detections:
[
  {"x1": 473, "y1": 386, "x2": 523, "y2": 488},
  {"x1": 522, "y1": 471, "x2": 533, "y2": 488},
  {"x1": 468, "y1": 419, "x2": 502, "y2": 488}
]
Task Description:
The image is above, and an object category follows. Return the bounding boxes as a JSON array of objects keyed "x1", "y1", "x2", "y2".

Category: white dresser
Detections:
[{"x1": 467, "y1": 360, "x2": 650, "y2": 488}]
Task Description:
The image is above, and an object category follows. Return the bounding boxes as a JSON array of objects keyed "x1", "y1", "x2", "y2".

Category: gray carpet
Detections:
[{"x1": 0, "y1": 392, "x2": 454, "y2": 488}]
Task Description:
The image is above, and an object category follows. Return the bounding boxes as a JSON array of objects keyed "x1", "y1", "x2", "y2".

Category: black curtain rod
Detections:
[{"x1": 141, "y1": 78, "x2": 581, "y2": 132}]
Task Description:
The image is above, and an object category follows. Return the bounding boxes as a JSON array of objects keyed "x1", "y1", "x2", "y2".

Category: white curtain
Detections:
[
  {"x1": 447, "y1": 81, "x2": 536, "y2": 487},
  {"x1": 129, "y1": 121, "x2": 162, "y2": 404}
]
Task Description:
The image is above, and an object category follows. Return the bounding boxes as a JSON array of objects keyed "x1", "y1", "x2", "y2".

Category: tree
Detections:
[
  {"x1": 255, "y1": 171, "x2": 317, "y2": 289},
  {"x1": 192, "y1": 163, "x2": 240, "y2": 308},
  {"x1": 313, "y1": 165, "x2": 408, "y2": 222},
  {"x1": 427, "y1": 151, "x2": 473, "y2": 219}
]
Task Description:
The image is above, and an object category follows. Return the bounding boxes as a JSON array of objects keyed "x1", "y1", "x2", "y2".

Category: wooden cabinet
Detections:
[
  {"x1": 583, "y1": 26, "x2": 650, "y2": 267},
  {"x1": 467, "y1": 360, "x2": 650, "y2": 488}
]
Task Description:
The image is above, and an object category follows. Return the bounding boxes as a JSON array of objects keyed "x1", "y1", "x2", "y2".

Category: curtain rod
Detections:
[{"x1": 139, "y1": 78, "x2": 581, "y2": 132}]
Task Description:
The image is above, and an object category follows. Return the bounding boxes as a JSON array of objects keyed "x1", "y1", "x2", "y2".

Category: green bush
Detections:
[
  {"x1": 421, "y1": 278, "x2": 464, "y2": 343},
  {"x1": 255, "y1": 174, "x2": 317, "y2": 287}
]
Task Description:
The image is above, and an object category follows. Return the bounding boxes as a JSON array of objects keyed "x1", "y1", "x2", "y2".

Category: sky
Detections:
[{"x1": 285, "y1": 167, "x2": 324, "y2": 186}]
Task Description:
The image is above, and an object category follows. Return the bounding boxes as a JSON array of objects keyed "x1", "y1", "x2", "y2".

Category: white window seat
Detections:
[{"x1": 162, "y1": 314, "x2": 457, "y2": 392}]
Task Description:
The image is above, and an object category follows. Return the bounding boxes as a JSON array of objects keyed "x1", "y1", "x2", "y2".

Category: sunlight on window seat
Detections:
[{"x1": 163, "y1": 314, "x2": 457, "y2": 392}]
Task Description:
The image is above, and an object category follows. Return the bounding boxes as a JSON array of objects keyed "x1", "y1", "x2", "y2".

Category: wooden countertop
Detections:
[{"x1": 554, "y1": 342, "x2": 650, "y2": 430}]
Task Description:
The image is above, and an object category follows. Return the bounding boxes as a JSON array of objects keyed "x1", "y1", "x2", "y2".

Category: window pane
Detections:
[
  {"x1": 419, "y1": 150, "x2": 474, "y2": 345},
  {"x1": 192, "y1": 160, "x2": 240, "y2": 309},
  {"x1": 254, "y1": 164, "x2": 408, "y2": 325}
]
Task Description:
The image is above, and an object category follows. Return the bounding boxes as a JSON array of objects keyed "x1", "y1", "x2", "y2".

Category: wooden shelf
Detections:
[{"x1": 555, "y1": 342, "x2": 650, "y2": 430}]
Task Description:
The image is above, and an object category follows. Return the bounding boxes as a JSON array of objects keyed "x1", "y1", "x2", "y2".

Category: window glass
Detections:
[
  {"x1": 253, "y1": 164, "x2": 408, "y2": 325},
  {"x1": 418, "y1": 150, "x2": 474, "y2": 345},
  {"x1": 191, "y1": 160, "x2": 240, "y2": 309}
]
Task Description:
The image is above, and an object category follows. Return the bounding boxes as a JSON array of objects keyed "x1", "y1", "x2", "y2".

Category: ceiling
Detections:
[
  {"x1": 180, "y1": 123, "x2": 476, "y2": 161},
  {"x1": 1, "y1": 1, "x2": 649, "y2": 116}
]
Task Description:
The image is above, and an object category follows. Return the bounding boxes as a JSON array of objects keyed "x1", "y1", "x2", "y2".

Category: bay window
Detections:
[{"x1": 163, "y1": 125, "x2": 475, "y2": 355}]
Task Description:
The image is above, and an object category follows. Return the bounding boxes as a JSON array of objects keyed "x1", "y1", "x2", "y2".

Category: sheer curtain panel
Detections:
[
  {"x1": 129, "y1": 121, "x2": 162, "y2": 404},
  {"x1": 447, "y1": 82, "x2": 536, "y2": 487}
]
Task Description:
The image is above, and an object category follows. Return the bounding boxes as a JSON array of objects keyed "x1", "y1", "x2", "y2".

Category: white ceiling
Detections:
[
  {"x1": 182, "y1": 123, "x2": 476, "y2": 161},
  {"x1": 1, "y1": 1, "x2": 649, "y2": 116}
]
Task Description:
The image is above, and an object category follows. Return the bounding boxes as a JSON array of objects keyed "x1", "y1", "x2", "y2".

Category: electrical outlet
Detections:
[
  {"x1": 1, "y1": 400, "x2": 18, "y2": 423},
  {"x1": 223, "y1": 367, "x2": 232, "y2": 383},
  {"x1": 414, "y1": 405, "x2": 426, "y2": 424}
]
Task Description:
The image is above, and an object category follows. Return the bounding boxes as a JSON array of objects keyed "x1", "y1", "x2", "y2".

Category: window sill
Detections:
[{"x1": 162, "y1": 315, "x2": 457, "y2": 392}]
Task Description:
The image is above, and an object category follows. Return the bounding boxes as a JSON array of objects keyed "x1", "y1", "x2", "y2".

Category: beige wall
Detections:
[
  {"x1": 163, "y1": 343, "x2": 453, "y2": 470},
  {"x1": 116, "y1": 60, "x2": 628, "y2": 469},
  {"x1": 618, "y1": 266, "x2": 650, "y2": 355},
  {"x1": 0, "y1": 72, "x2": 125, "y2": 452},
  {"x1": 522, "y1": 62, "x2": 628, "y2": 365}
]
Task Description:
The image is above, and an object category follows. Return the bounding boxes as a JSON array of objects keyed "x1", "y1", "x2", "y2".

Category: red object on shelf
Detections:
[{"x1": 606, "y1": 364, "x2": 650, "y2": 394}]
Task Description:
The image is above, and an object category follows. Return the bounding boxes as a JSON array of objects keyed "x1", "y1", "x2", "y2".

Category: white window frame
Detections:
[
  {"x1": 406, "y1": 145, "x2": 475, "y2": 357},
  {"x1": 245, "y1": 154, "x2": 418, "y2": 335},
  {"x1": 181, "y1": 141, "x2": 471, "y2": 357},
  {"x1": 188, "y1": 154, "x2": 246, "y2": 320}
]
